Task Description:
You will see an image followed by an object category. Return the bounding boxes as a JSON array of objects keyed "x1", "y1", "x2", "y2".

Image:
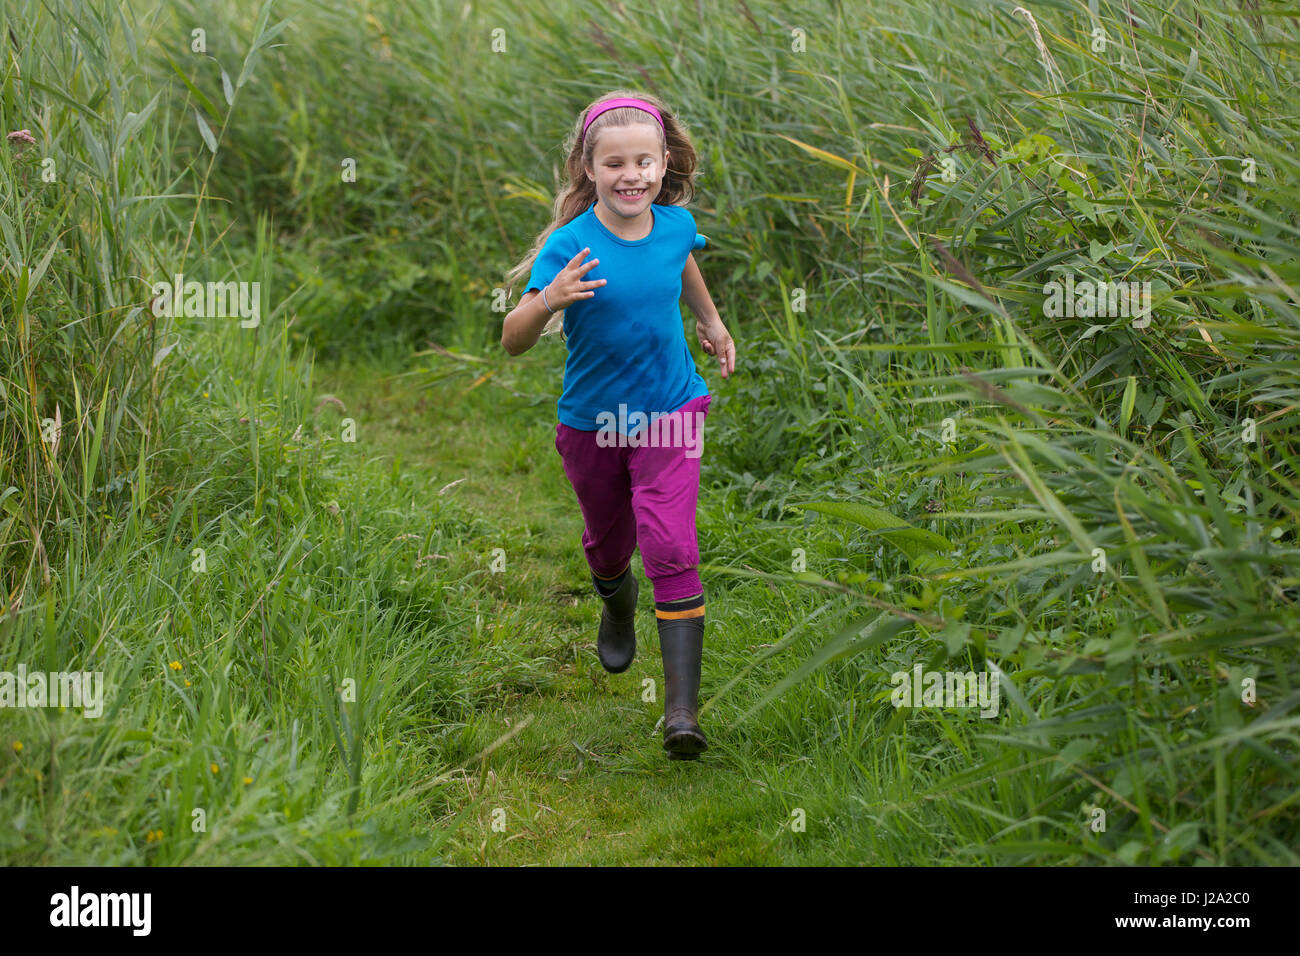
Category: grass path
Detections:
[{"x1": 321, "y1": 353, "x2": 820, "y2": 866}]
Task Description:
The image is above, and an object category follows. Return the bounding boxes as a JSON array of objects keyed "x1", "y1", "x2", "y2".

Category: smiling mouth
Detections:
[{"x1": 615, "y1": 188, "x2": 647, "y2": 198}]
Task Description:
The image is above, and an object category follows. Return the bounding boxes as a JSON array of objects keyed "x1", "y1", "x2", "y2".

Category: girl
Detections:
[{"x1": 501, "y1": 91, "x2": 735, "y2": 760}]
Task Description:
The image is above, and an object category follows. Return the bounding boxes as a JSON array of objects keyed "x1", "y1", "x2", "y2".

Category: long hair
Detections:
[{"x1": 503, "y1": 90, "x2": 700, "y2": 338}]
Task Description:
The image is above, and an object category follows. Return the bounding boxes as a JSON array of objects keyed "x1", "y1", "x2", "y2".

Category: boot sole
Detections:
[
  {"x1": 598, "y1": 649, "x2": 634, "y2": 673},
  {"x1": 664, "y1": 728, "x2": 708, "y2": 759}
]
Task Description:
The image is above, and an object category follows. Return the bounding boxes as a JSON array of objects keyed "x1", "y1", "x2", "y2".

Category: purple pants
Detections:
[{"x1": 555, "y1": 394, "x2": 712, "y2": 603}]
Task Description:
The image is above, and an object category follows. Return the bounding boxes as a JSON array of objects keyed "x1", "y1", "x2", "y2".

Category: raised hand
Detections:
[{"x1": 544, "y1": 247, "x2": 606, "y2": 310}]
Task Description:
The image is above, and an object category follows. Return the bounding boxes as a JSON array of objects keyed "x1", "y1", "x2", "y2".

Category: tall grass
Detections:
[
  {"x1": 702, "y1": 1, "x2": 1300, "y2": 863},
  {"x1": 2, "y1": 0, "x2": 1296, "y2": 863},
  {"x1": 2, "y1": 1, "x2": 170, "y2": 602},
  {"x1": 0, "y1": 0, "x2": 528, "y2": 863}
]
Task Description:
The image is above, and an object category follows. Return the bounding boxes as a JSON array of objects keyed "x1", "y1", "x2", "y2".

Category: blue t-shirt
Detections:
[{"x1": 525, "y1": 201, "x2": 710, "y2": 434}]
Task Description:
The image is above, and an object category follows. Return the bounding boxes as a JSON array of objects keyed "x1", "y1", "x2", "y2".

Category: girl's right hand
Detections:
[{"x1": 544, "y1": 247, "x2": 605, "y2": 310}]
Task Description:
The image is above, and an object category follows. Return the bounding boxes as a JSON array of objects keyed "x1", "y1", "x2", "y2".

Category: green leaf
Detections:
[
  {"x1": 794, "y1": 500, "x2": 952, "y2": 561},
  {"x1": 985, "y1": 658, "x2": 1032, "y2": 721},
  {"x1": 195, "y1": 108, "x2": 218, "y2": 154},
  {"x1": 0, "y1": 486, "x2": 22, "y2": 516},
  {"x1": 737, "y1": 611, "x2": 912, "y2": 724},
  {"x1": 992, "y1": 623, "x2": 1025, "y2": 655},
  {"x1": 163, "y1": 51, "x2": 222, "y2": 123},
  {"x1": 115, "y1": 90, "x2": 161, "y2": 157},
  {"x1": 1119, "y1": 375, "x2": 1136, "y2": 437},
  {"x1": 1051, "y1": 738, "x2": 1094, "y2": 779},
  {"x1": 23, "y1": 78, "x2": 106, "y2": 124},
  {"x1": 221, "y1": 69, "x2": 235, "y2": 106},
  {"x1": 1156, "y1": 822, "x2": 1201, "y2": 863},
  {"x1": 1117, "y1": 840, "x2": 1146, "y2": 864},
  {"x1": 941, "y1": 618, "x2": 971, "y2": 655}
]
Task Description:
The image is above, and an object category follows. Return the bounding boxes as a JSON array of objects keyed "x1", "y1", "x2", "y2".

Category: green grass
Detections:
[{"x1": 2, "y1": 0, "x2": 1297, "y2": 864}]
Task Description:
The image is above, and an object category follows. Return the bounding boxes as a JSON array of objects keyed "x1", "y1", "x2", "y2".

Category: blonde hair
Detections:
[{"x1": 503, "y1": 89, "x2": 700, "y2": 338}]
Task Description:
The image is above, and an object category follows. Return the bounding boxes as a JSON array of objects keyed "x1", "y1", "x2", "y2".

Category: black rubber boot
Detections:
[
  {"x1": 593, "y1": 570, "x2": 637, "y2": 673},
  {"x1": 658, "y1": 614, "x2": 707, "y2": 759}
]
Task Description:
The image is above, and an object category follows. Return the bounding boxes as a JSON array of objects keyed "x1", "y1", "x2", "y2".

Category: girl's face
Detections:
[{"x1": 585, "y1": 124, "x2": 669, "y2": 220}]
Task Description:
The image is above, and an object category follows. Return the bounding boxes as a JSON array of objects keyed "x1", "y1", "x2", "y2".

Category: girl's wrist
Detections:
[{"x1": 541, "y1": 284, "x2": 557, "y2": 313}]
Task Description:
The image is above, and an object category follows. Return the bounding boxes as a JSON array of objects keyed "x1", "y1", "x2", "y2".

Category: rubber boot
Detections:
[
  {"x1": 658, "y1": 614, "x2": 707, "y2": 759},
  {"x1": 593, "y1": 570, "x2": 637, "y2": 673}
]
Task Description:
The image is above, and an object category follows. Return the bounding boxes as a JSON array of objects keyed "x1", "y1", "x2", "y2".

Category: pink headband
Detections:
[{"x1": 581, "y1": 97, "x2": 664, "y2": 142}]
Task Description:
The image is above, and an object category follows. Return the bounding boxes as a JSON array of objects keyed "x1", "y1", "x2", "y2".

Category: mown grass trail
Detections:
[{"x1": 320, "y1": 354, "x2": 827, "y2": 866}]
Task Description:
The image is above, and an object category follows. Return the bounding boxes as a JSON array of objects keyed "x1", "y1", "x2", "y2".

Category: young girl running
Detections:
[{"x1": 501, "y1": 91, "x2": 735, "y2": 759}]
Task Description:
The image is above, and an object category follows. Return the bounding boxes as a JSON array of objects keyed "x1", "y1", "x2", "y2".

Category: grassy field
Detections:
[{"x1": 2, "y1": 0, "x2": 1298, "y2": 865}]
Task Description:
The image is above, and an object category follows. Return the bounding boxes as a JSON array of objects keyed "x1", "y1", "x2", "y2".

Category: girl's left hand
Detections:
[{"x1": 696, "y1": 316, "x2": 736, "y2": 379}]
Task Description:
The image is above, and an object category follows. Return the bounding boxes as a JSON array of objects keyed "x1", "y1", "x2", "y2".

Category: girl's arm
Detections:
[
  {"x1": 502, "y1": 248, "x2": 605, "y2": 355},
  {"x1": 680, "y1": 253, "x2": 720, "y2": 325},
  {"x1": 501, "y1": 289, "x2": 554, "y2": 356},
  {"x1": 681, "y1": 253, "x2": 736, "y2": 378}
]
